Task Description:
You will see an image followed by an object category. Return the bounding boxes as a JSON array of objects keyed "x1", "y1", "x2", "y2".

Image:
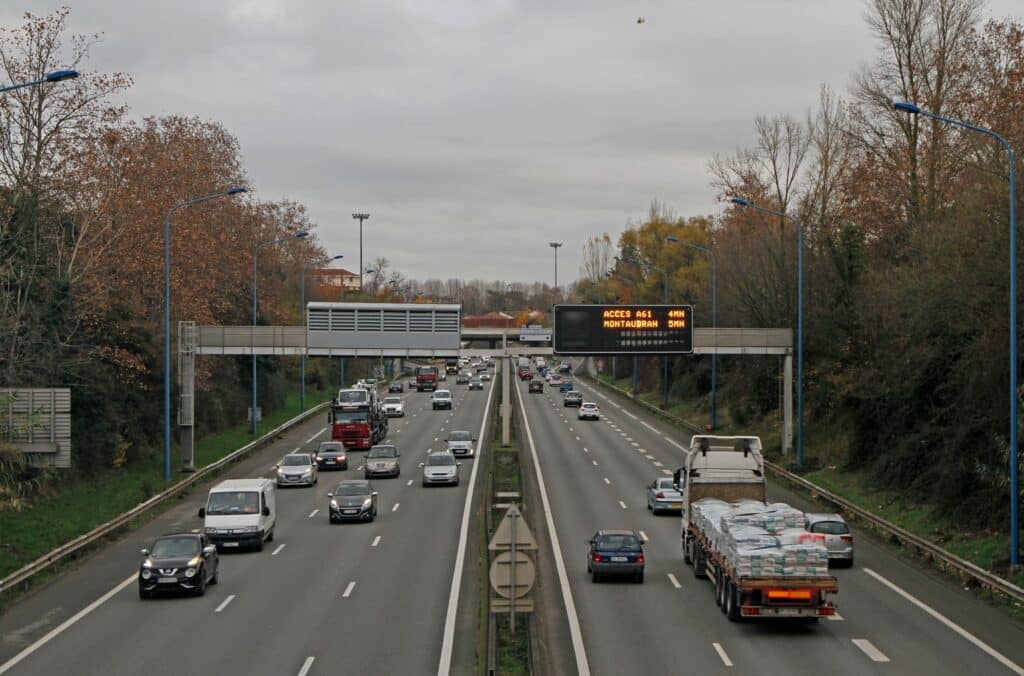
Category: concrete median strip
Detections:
[{"x1": 215, "y1": 595, "x2": 236, "y2": 613}]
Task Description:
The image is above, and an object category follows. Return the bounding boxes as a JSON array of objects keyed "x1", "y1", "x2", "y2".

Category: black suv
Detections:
[
  {"x1": 528, "y1": 380, "x2": 544, "y2": 393},
  {"x1": 388, "y1": 381, "x2": 403, "y2": 393},
  {"x1": 563, "y1": 390, "x2": 583, "y2": 407},
  {"x1": 139, "y1": 532, "x2": 219, "y2": 598}
]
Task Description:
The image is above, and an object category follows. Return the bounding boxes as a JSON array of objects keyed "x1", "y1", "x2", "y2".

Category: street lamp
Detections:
[
  {"x1": 893, "y1": 100, "x2": 1019, "y2": 564},
  {"x1": 627, "y1": 256, "x2": 670, "y2": 409},
  {"x1": 549, "y1": 242, "x2": 563, "y2": 305},
  {"x1": 352, "y1": 213, "x2": 370, "y2": 290},
  {"x1": 163, "y1": 187, "x2": 246, "y2": 482},
  {"x1": 302, "y1": 254, "x2": 343, "y2": 411},
  {"x1": 729, "y1": 196, "x2": 804, "y2": 466},
  {"x1": 252, "y1": 230, "x2": 310, "y2": 434},
  {"x1": 666, "y1": 235, "x2": 718, "y2": 429},
  {"x1": 1, "y1": 69, "x2": 79, "y2": 93}
]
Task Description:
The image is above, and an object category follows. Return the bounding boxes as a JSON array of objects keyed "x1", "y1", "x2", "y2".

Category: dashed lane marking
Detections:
[
  {"x1": 713, "y1": 643, "x2": 733, "y2": 667},
  {"x1": 392, "y1": 503, "x2": 400, "y2": 512},
  {"x1": 641, "y1": 421, "x2": 658, "y2": 432},
  {"x1": 342, "y1": 582, "x2": 357, "y2": 598},
  {"x1": 852, "y1": 639, "x2": 890, "y2": 663},
  {"x1": 667, "y1": 573, "x2": 682, "y2": 589},
  {"x1": 371, "y1": 536, "x2": 381, "y2": 547},
  {"x1": 297, "y1": 657, "x2": 315, "y2": 676},
  {"x1": 272, "y1": 544, "x2": 286, "y2": 556},
  {"x1": 592, "y1": 460, "x2": 599, "y2": 466},
  {"x1": 407, "y1": 479, "x2": 414, "y2": 486},
  {"x1": 307, "y1": 509, "x2": 318, "y2": 518},
  {"x1": 618, "y1": 500, "x2": 627, "y2": 509},
  {"x1": 661, "y1": 469, "x2": 673, "y2": 476},
  {"x1": 215, "y1": 595, "x2": 236, "y2": 613},
  {"x1": 603, "y1": 477, "x2": 611, "y2": 485},
  {"x1": 306, "y1": 428, "x2": 328, "y2": 444}
]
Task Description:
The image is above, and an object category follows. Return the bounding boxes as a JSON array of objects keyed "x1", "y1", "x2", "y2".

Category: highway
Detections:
[
  {"x1": 0, "y1": 377, "x2": 495, "y2": 676},
  {"x1": 515, "y1": 369, "x2": 1024, "y2": 676}
]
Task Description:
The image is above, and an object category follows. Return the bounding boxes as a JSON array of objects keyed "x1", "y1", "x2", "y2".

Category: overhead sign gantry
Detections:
[{"x1": 553, "y1": 304, "x2": 694, "y2": 354}]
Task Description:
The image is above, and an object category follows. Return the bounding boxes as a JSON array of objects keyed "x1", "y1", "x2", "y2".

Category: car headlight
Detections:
[
  {"x1": 241, "y1": 526, "x2": 259, "y2": 532},
  {"x1": 141, "y1": 569, "x2": 152, "y2": 579},
  {"x1": 205, "y1": 527, "x2": 220, "y2": 534},
  {"x1": 188, "y1": 556, "x2": 201, "y2": 567},
  {"x1": 184, "y1": 568, "x2": 197, "y2": 578},
  {"x1": 316, "y1": 455, "x2": 322, "y2": 461},
  {"x1": 142, "y1": 558, "x2": 153, "y2": 568},
  {"x1": 362, "y1": 498, "x2": 373, "y2": 508},
  {"x1": 276, "y1": 468, "x2": 285, "y2": 475},
  {"x1": 330, "y1": 499, "x2": 338, "y2": 508}
]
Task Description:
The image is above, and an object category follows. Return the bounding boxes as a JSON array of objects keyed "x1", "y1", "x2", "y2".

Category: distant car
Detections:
[
  {"x1": 275, "y1": 452, "x2": 317, "y2": 487},
  {"x1": 364, "y1": 444, "x2": 400, "y2": 478},
  {"x1": 388, "y1": 381, "x2": 403, "y2": 393},
  {"x1": 519, "y1": 369, "x2": 533, "y2": 381},
  {"x1": 382, "y1": 396, "x2": 405, "y2": 417},
  {"x1": 480, "y1": 372, "x2": 491, "y2": 381},
  {"x1": 646, "y1": 477, "x2": 683, "y2": 513},
  {"x1": 528, "y1": 380, "x2": 544, "y2": 394},
  {"x1": 315, "y1": 441, "x2": 348, "y2": 470},
  {"x1": 587, "y1": 530, "x2": 644, "y2": 583},
  {"x1": 420, "y1": 451, "x2": 461, "y2": 486},
  {"x1": 563, "y1": 390, "x2": 583, "y2": 407},
  {"x1": 407, "y1": 377, "x2": 417, "y2": 388},
  {"x1": 468, "y1": 378, "x2": 484, "y2": 391},
  {"x1": 559, "y1": 363, "x2": 572, "y2": 374},
  {"x1": 456, "y1": 371, "x2": 471, "y2": 384},
  {"x1": 328, "y1": 480, "x2": 378, "y2": 523},
  {"x1": 548, "y1": 374, "x2": 563, "y2": 387},
  {"x1": 805, "y1": 513, "x2": 854, "y2": 567},
  {"x1": 578, "y1": 402, "x2": 600, "y2": 420},
  {"x1": 559, "y1": 380, "x2": 573, "y2": 392},
  {"x1": 446, "y1": 430, "x2": 476, "y2": 457},
  {"x1": 139, "y1": 532, "x2": 218, "y2": 598},
  {"x1": 432, "y1": 389, "x2": 454, "y2": 410}
]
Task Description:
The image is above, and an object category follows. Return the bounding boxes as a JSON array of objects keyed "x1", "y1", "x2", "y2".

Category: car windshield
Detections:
[
  {"x1": 582, "y1": 404, "x2": 597, "y2": 409},
  {"x1": 336, "y1": 390, "x2": 368, "y2": 403},
  {"x1": 655, "y1": 478, "x2": 675, "y2": 489},
  {"x1": 595, "y1": 534, "x2": 641, "y2": 551},
  {"x1": 384, "y1": 397, "x2": 401, "y2": 404},
  {"x1": 810, "y1": 521, "x2": 849, "y2": 535},
  {"x1": 206, "y1": 491, "x2": 259, "y2": 515},
  {"x1": 449, "y1": 431, "x2": 471, "y2": 441},
  {"x1": 150, "y1": 537, "x2": 200, "y2": 558},
  {"x1": 318, "y1": 442, "x2": 343, "y2": 453},
  {"x1": 426, "y1": 454, "x2": 455, "y2": 466},
  {"x1": 334, "y1": 483, "x2": 370, "y2": 496},
  {"x1": 368, "y1": 446, "x2": 397, "y2": 458},
  {"x1": 334, "y1": 411, "x2": 368, "y2": 423},
  {"x1": 280, "y1": 454, "x2": 311, "y2": 466},
  {"x1": 434, "y1": 392, "x2": 451, "y2": 399}
]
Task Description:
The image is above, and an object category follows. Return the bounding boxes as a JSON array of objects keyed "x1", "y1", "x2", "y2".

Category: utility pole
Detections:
[
  {"x1": 352, "y1": 213, "x2": 370, "y2": 291},
  {"x1": 548, "y1": 242, "x2": 562, "y2": 305}
]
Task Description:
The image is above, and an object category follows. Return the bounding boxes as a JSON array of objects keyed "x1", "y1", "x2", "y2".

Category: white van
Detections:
[{"x1": 199, "y1": 478, "x2": 276, "y2": 551}]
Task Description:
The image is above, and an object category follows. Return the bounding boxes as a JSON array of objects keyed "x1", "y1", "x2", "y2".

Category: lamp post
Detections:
[
  {"x1": 353, "y1": 213, "x2": 370, "y2": 290},
  {"x1": 730, "y1": 197, "x2": 804, "y2": 466},
  {"x1": 893, "y1": 101, "x2": 1018, "y2": 564},
  {"x1": 163, "y1": 187, "x2": 246, "y2": 482},
  {"x1": 252, "y1": 231, "x2": 310, "y2": 434},
  {"x1": 302, "y1": 254, "x2": 343, "y2": 412},
  {"x1": 666, "y1": 235, "x2": 718, "y2": 429},
  {"x1": 549, "y1": 242, "x2": 563, "y2": 305},
  {"x1": 0, "y1": 69, "x2": 79, "y2": 93},
  {"x1": 628, "y1": 257, "x2": 670, "y2": 409}
]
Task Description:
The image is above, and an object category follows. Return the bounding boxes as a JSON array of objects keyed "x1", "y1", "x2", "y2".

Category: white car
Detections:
[
  {"x1": 480, "y1": 372, "x2": 491, "y2": 381},
  {"x1": 578, "y1": 402, "x2": 600, "y2": 420},
  {"x1": 382, "y1": 396, "x2": 404, "y2": 417}
]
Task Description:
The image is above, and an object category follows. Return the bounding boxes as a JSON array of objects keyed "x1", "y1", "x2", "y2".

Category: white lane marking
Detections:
[
  {"x1": 575, "y1": 436, "x2": 580, "y2": 441},
  {"x1": 603, "y1": 477, "x2": 611, "y2": 485},
  {"x1": 653, "y1": 461, "x2": 664, "y2": 467},
  {"x1": 371, "y1": 535, "x2": 381, "y2": 547},
  {"x1": 611, "y1": 402, "x2": 623, "y2": 409},
  {"x1": 852, "y1": 639, "x2": 890, "y2": 663},
  {"x1": 828, "y1": 611, "x2": 844, "y2": 621},
  {"x1": 645, "y1": 454, "x2": 656, "y2": 459},
  {"x1": 641, "y1": 421, "x2": 658, "y2": 432},
  {"x1": 306, "y1": 427, "x2": 327, "y2": 444},
  {"x1": 434, "y1": 437, "x2": 439, "y2": 442},
  {"x1": 625, "y1": 437, "x2": 634, "y2": 442},
  {"x1": 619, "y1": 432, "x2": 628, "y2": 437},
  {"x1": 392, "y1": 503, "x2": 400, "y2": 512},
  {"x1": 667, "y1": 573, "x2": 682, "y2": 589},
  {"x1": 272, "y1": 544, "x2": 286, "y2": 556},
  {"x1": 291, "y1": 447, "x2": 300, "y2": 453},
  {"x1": 215, "y1": 595, "x2": 236, "y2": 612},
  {"x1": 0, "y1": 574, "x2": 136, "y2": 675},
  {"x1": 439, "y1": 372, "x2": 498, "y2": 676},
  {"x1": 638, "y1": 448, "x2": 647, "y2": 453},
  {"x1": 592, "y1": 460, "x2": 599, "y2": 466},
  {"x1": 407, "y1": 479, "x2": 414, "y2": 486},
  {"x1": 583, "y1": 447, "x2": 589, "y2": 452},
  {"x1": 513, "y1": 376, "x2": 590, "y2": 676},
  {"x1": 864, "y1": 568, "x2": 1023, "y2": 673},
  {"x1": 665, "y1": 437, "x2": 689, "y2": 453},
  {"x1": 631, "y1": 442, "x2": 639, "y2": 447},
  {"x1": 618, "y1": 500, "x2": 628, "y2": 509},
  {"x1": 342, "y1": 581, "x2": 357, "y2": 598},
  {"x1": 357, "y1": 465, "x2": 364, "y2": 471},
  {"x1": 308, "y1": 509, "x2": 319, "y2": 518},
  {"x1": 661, "y1": 469, "x2": 673, "y2": 475},
  {"x1": 639, "y1": 530, "x2": 648, "y2": 542},
  {"x1": 297, "y1": 656, "x2": 316, "y2": 676},
  {"x1": 713, "y1": 643, "x2": 733, "y2": 667},
  {"x1": 624, "y1": 410, "x2": 638, "y2": 420}
]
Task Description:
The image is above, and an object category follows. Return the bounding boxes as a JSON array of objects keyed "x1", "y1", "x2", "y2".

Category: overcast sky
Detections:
[{"x1": 2, "y1": 0, "x2": 1021, "y2": 286}]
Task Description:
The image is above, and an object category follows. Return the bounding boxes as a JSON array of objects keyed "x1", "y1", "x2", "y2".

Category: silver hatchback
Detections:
[
  {"x1": 446, "y1": 430, "x2": 476, "y2": 457},
  {"x1": 275, "y1": 452, "x2": 318, "y2": 487},
  {"x1": 420, "y1": 452, "x2": 461, "y2": 486},
  {"x1": 805, "y1": 513, "x2": 854, "y2": 567}
]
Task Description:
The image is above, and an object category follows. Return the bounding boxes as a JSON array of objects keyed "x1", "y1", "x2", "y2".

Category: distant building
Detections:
[{"x1": 312, "y1": 268, "x2": 360, "y2": 291}]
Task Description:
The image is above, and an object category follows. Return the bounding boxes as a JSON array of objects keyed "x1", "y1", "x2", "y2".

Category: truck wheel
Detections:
[
  {"x1": 726, "y1": 582, "x2": 740, "y2": 621},
  {"x1": 716, "y1": 571, "x2": 726, "y2": 611},
  {"x1": 692, "y1": 544, "x2": 706, "y2": 579},
  {"x1": 683, "y1": 537, "x2": 692, "y2": 565}
]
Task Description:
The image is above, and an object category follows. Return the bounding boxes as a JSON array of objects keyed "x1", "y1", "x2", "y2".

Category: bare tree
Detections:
[{"x1": 579, "y1": 233, "x2": 614, "y2": 283}]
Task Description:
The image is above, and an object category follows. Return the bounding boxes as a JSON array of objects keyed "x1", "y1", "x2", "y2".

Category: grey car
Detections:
[
  {"x1": 805, "y1": 513, "x2": 854, "y2": 567},
  {"x1": 364, "y1": 444, "x2": 400, "y2": 478},
  {"x1": 315, "y1": 441, "x2": 348, "y2": 470},
  {"x1": 275, "y1": 452, "x2": 318, "y2": 487},
  {"x1": 328, "y1": 480, "x2": 378, "y2": 523},
  {"x1": 646, "y1": 477, "x2": 683, "y2": 513},
  {"x1": 420, "y1": 452, "x2": 461, "y2": 486},
  {"x1": 446, "y1": 430, "x2": 476, "y2": 457}
]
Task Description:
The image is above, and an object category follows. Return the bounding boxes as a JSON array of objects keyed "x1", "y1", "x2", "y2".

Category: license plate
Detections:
[
  {"x1": 222, "y1": 542, "x2": 239, "y2": 547},
  {"x1": 158, "y1": 577, "x2": 177, "y2": 583},
  {"x1": 775, "y1": 608, "x2": 800, "y2": 616},
  {"x1": 610, "y1": 556, "x2": 628, "y2": 562},
  {"x1": 344, "y1": 509, "x2": 358, "y2": 514},
  {"x1": 325, "y1": 459, "x2": 335, "y2": 464}
]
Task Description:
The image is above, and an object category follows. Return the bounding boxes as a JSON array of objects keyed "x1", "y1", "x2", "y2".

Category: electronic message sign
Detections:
[{"x1": 553, "y1": 304, "x2": 693, "y2": 355}]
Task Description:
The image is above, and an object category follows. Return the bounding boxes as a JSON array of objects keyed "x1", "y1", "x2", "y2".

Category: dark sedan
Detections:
[
  {"x1": 139, "y1": 532, "x2": 219, "y2": 598},
  {"x1": 388, "y1": 381, "x2": 403, "y2": 393},
  {"x1": 528, "y1": 380, "x2": 544, "y2": 393},
  {"x1": 329, "y1": 480, "x2": 379, "y2": 523},
  {"x1": 587, "y1": 530, "x2": 645, "y2": 583},
  {"x1": 315, "y1": 441, "x2": 348, "y2": 470}
]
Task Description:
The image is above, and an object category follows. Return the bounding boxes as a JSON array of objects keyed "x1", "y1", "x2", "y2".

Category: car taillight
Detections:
[
  {"x1": 592, "y1": 553, "x2": 601, "y2": 562},
  {"x1": 636, "y1": 555, "x2": 644, "y2": 564},
  {"x1": 655, "y1": 492, "x2": 665, "y2": 499},
  {"x1": 840, "y1": 535, "x2": 853, "y2": 542}
]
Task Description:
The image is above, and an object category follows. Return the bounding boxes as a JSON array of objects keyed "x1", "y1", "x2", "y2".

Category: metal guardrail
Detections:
[
  {"x1": 582, "y1": 374, "x2": 1024, "y2": 604},
  {"x1": 0, "y1": 401, "x2": 329, "y2": 594}
]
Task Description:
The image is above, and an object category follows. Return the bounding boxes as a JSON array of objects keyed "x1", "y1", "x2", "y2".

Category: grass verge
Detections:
[{"x1": 0, "y1": 389, "x2": 331, "y2": 585}]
